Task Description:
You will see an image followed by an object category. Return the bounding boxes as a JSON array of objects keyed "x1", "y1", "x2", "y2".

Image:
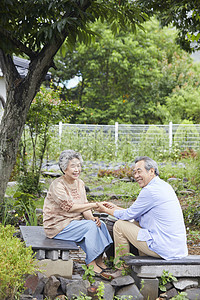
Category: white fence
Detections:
[{"x1": 56, "y1": 122, "x2": 200, "y2": 152}]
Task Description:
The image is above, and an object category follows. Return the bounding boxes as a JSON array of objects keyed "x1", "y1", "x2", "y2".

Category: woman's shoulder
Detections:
[
  {"x1": 50, "y1": 176, "x2": 65, "y2": 188},
  {"x1": 77, "y1": 178, "x2": 85, "y2": 187}
]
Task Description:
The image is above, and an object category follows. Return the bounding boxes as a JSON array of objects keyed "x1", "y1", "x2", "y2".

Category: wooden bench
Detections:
[
  {"x1": 20, "y1": 213, "x2": 110, "y2": 260},
  {"x1": 122, "y1": 255, "x2": 200, "y2": 300},
  {"x1": 20, "y1": 226, "x2": 79, "y2": 261}
]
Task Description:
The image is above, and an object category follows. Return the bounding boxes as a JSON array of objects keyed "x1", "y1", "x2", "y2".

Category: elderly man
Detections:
[{"x1": 97, "y1": 156, "x2": 188, "y2": 263}]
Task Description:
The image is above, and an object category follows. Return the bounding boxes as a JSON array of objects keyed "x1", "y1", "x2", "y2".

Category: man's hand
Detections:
[
  {"x1": 95, "y1": 202, "x2": 116, "y2": 216},
  {"x1": 102, "y1": 202, "x2": 117, "y2": 209},
  {"x1": 97, "y1": 202, "x2": 118, "y2": 211},
  {"x1": 96, "y1": 202, "x2": 108, "y2": 213}
]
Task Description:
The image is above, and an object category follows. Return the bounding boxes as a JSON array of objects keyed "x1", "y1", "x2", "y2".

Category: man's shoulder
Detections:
[
  {"x1": 144, "y1": 176, "x2": 170, "y2": 193},
  {"x1": 149, "y1": 176, "x2": 167, "y2": 186}
]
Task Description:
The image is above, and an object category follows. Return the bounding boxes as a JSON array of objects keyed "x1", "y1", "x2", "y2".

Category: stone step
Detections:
[{"x1": 123, "y1": 255, "x2": 200, "y2": 277}]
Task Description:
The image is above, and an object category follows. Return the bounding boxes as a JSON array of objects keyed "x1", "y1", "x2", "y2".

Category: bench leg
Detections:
[
  {"x1": 131, "y1": 269, "x2": 159, "y2": 300},
  {"x1": 45, "y1": 250, "x2": 59, "y2": 260},
  {"x1": 34, "y1": 249, "x2": 45, "y2": 260},
  {"x1": 61, "y1": 250, "x2": 70, "y2": 260}
]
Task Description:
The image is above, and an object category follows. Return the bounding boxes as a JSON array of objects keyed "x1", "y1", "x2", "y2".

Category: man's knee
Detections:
[
  {"x1": 113, "y1": 219, "x2": 140, "y2": 240},
  {"x1": 113, "y1": 219, "x2": 126, "y2": 234}
]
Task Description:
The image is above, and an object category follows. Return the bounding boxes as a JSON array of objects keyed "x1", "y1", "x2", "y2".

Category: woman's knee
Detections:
[
  {"x1": 86, "y1": 220, "x2": 99, "y2": 232},
  {"x1": 77, "y1": 220, "x2": 97, "y2": 234}
]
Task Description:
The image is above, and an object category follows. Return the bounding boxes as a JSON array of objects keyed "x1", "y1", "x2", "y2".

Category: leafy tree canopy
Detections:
[
  {"x1": 52, "y1": 18, "x2": 200, "y2": 124},
  {"x1": 0, "y1": 0, "x2": 148, "y2": 57},
  {"x1": 135, "y1": 0, "x2": 200, "y2": 52}
]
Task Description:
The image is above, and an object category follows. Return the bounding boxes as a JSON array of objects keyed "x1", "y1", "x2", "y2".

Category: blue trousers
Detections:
[{"x1": 54, "y1": 219, "x2": 113, "y2": 264}]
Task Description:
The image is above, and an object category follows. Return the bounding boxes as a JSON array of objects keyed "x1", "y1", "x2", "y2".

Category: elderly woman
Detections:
[{"x1": 43, "y1": 149, "x2": 113, "y2": 280}]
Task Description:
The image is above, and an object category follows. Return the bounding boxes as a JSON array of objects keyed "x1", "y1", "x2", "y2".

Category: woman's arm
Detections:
[
  {"x1": 82, "y1": 209, "x2": 94, "y2": 219},
  {"x1": 68, "y1": 202, "x2": 98, "y2": 213},
  {"x1": 83, "y1": 210, "x2": 101, "y2": 227}
]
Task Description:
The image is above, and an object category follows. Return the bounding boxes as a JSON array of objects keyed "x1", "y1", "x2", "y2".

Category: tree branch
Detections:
[
  {"x1": 0, "y1": 26, "x2": 36, "y2": 60},
  {"x1": 0, "y1": 50, "x2": 22, "y2": 91}
]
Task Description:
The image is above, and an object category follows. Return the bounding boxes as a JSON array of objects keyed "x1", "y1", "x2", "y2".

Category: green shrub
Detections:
[
  {"x1": 183, "y1": 203, "x2": 200, "y2": 227},
  {"x1": 12, "y1": 191, "x2": 39, "y2": 226},
  {"x1": 0, "y1": 224, "x2": 38, "y2": 300},
  {"x1": 17, "y1": 171, "x2": 42, "y2": 196}
]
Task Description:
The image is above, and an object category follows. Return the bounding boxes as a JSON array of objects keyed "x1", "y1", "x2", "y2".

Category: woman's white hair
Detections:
[{"x1": 59, "y1": 149, "x2": 83, "y2": 173}]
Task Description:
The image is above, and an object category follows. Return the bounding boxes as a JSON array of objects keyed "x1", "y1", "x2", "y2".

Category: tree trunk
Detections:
[
  {"x1": 0, "y1": 43, "x2": 63, "y2": 202},
  {"x1": 0, "y1": 0, "x2": 94, "y2": 202},
  {"x1": 0, "y1": 89, "x2": 29, "y2": 201}
]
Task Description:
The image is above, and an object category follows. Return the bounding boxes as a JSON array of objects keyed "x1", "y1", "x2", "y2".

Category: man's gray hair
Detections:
[
  {"x1": 59, "y1": 149, "x2": 83, "y2": 173},
  {"x1": 134, "y1": 156, "x2": 159, "y2": 176}
]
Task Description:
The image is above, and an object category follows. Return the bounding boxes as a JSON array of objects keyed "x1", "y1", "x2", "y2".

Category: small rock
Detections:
[
  {"x1": 7, "y1": 181, "x2": 17, "y2": 186},
  {"x1": 71, "y1": 274, "x2": 82, "y2": 280},
  {"x1": 19, "y1": 296, "x2": 33, "y2": 300},
  {"x1": 57, "y1": 276, "x2": 71, "y2": 294},
  {"x1": 184, "y1": 288, "x2": 200, "y2": 300},
  {"x1": 111, "y1": 179, "x2": 120, "y2": 184},
  {"x1": 42, "y1": 171, "x2": 61, "y2": 178},
  {"x1": 88, "y1": 191, "x2": 104, "y2": 197},
  {"x1": 95, "y1": 282, "x2": 115, "y2": 300},
  {"x1": 116, "y1": 283, "x2": 144, "y2": 300},
  {"x1": 24, "y1": 273, "x2": 48, "y2": 296},
  {"x1": 111, "y1": 275, "x2": 135, "y2": 287},
  {"x1": 44, "y1": 276, "x2": 60, "y2": 299},
  {"x1": 119, "y1": 177, "x2": 132, "y2": 182},
  {"x1": 66, "y1": 280, "x2": 90, "y2": 300},
  {"x1": 179, "y1": 190, "x2": 195, "y2": 195},
  {"x1": 173, "y1": 278, "x2": 198, "y2": 290},
  {"x1": 167, "y1": 178, "x2": 181, "y2": 182},
  {"x1": 165, "y1": 288, "x2": 178, "y2": 299},
  {"x1": 165, "y1": 282, "x2": 173, "y2": 291},
  {"x1": 90, "y1": 186, "x2": 104, "y2": 191},
  {"x1": 107, "y1": 193, "x2": 120, "y2": 200}
]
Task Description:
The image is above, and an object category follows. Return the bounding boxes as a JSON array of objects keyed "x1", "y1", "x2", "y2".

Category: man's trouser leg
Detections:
[{"x1": 113, "y1": 220, "x2": 160, "y2": 263}]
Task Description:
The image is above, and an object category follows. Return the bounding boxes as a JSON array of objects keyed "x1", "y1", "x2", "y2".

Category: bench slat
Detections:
[
  {"x1": 122, "y1": 255, "x2": 200, "y2": 266},
  {"x1": 20, "y1": 226, "x2": 79, "y2": 251}
]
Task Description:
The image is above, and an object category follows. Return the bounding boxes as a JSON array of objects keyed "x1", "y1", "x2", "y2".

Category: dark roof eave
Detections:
[{"x1": 13, "y1": 56, "x2": 51, "y2": 81}]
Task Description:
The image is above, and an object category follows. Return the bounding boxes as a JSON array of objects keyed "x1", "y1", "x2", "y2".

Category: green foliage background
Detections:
[{"x1": 52, "y1": 18, "x2": 200, "y2": 125}]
